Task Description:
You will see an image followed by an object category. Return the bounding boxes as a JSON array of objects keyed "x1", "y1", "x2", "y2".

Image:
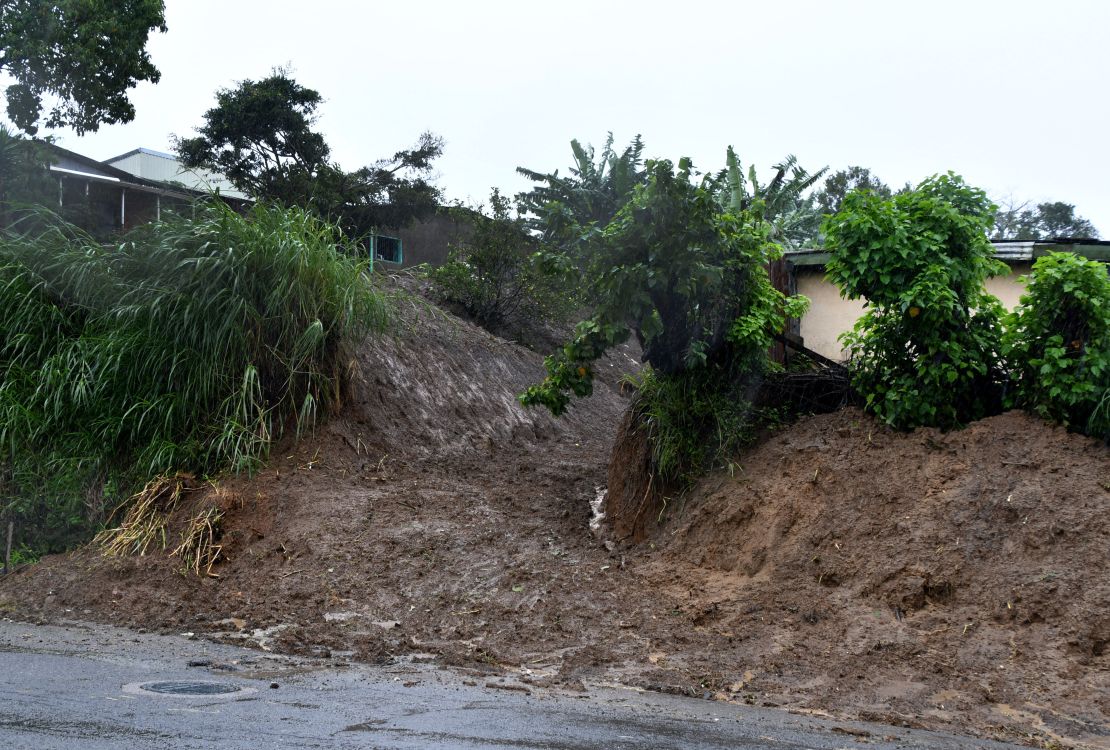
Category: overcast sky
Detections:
[{"x1": 27, "y1": 0, "x2": 1110, "y2": 234}]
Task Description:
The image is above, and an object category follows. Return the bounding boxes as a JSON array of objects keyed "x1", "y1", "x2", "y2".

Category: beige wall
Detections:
[{"x1": 796, "y1": 264, "x2": 1031, "y2": 361}]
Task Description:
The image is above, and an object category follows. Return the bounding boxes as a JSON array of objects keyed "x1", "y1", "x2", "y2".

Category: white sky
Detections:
[{"x1": 24, "y1": 0, "x2": 1110, "y2": 233}]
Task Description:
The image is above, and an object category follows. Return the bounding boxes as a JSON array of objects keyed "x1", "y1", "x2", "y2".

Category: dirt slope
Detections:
[{"x1": 1, "y1": 301, "x2": 1107, "y2": 749}]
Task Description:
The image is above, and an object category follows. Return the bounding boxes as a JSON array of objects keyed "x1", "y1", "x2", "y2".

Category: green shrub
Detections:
[
  {"x1": 825, "y1": 173, "x2": 1007, "y2": 430},
  {"x1": 1003, "y1": 251, "x2": 1110, "y2": 438},
  {"x1": 430, "y1": 190, "x2": 574, "y2": 335},
  {"x1": 0, "y1": 201, "x2": 388, "y2": 554}
]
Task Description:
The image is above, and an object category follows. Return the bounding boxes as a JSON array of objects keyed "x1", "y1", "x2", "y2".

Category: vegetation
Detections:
[
  {"x1": 714, "y1": 148, "x2": 827, "y2": 249},
  {"x1": 1003, "y1": 252, "x2": 1110, "y2": 439},
  {"x1": 813, "y1": 166, "x2": 892, "y2": 216},
  {"x1": 0, "y1": 201, "x2": 388, "y2": 554},
  {"x1": 521, "y1": 156, "x2": 807, "y2": 481},
  {"x1": 0, "y1": 124, "x2": 56, "y2": 226},
  {"x1": 992, "y1": 200, "x2": 1100, "y2": 240},
  {"x1": 825, "y1": 173, "x2": 1007, "y2": 430},
  {"x1": 516, "y1": 134, "x2": 647, "y2": 254},
  {"x1": 176, "y1": 68, "x2": 444, "y2": 234},
  {"x1": 429, "y1": 189, "x2": 573, "y2": 335},
  {"x1": 0, "y1": 0, "x2": 167, "y2": 134}
]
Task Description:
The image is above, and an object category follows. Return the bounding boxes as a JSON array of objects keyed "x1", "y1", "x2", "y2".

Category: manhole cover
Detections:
[{"x1": 139, "y1": 681, "x2": 243, "y2": 695}]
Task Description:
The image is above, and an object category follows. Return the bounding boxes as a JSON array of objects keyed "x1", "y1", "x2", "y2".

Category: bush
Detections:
[
  {"x1": 0, "y1": 201, "x2": 388, "y2": 554},
  {"x1": 430, "y1": 190, "x2": 574, "y2": 335},
  {"x1": 1003, "y1": 251, "x2": 1110, "y2": 438},
  {"x1": 825, "y1": 173, "x2": 1007, "y2": 430}
]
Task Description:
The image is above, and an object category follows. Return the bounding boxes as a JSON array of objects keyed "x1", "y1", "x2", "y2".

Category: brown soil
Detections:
[{"x1": 2, "y1": 302, "x2": 1107, "y2": 749}]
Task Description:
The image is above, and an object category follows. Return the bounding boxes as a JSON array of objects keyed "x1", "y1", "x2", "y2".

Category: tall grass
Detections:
[{"x1": 0, "y1": 201, "x2": 389, "y2": 553}]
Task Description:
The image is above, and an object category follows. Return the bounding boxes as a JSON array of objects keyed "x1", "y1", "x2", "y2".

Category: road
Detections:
[{"x1": 0, "y1": 618, "x2": 1025, "y2": 749}]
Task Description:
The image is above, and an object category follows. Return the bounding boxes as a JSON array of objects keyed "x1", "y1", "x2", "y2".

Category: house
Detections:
[
  {"x1": 103, "y1": 147, "x2": 248, "y2": 200},
  {"x1": 43, "y1": 143, "x2": 248, "y2": 236},
  {"x1": 783, "y1": 241, "x2": 1110, "y2": 361}
]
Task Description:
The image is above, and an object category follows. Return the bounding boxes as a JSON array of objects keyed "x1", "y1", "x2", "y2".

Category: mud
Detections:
[{"x1": 1, "y1": 299, "x2": 1107, "y2": 749}]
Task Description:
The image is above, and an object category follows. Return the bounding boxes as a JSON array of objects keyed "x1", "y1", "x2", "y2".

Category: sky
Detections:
[{"x1": 17, "y1": 0, "x2": 1110, "y2": 233}]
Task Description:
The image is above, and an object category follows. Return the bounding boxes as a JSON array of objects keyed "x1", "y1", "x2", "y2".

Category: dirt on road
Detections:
[{"x1": 2, "y1": 300, "x2": 1107, "y2": 749}]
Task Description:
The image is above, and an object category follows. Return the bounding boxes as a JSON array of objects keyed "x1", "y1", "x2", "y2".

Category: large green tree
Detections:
[
  {"x1": 176, "y1": 69, "x2": 443, "y2": 232},
  {"x1": 0, "y1": 0, "x2": 167, "y2": 134},
  {"x1": 992, "y1": 200, "x2": 1100, "y2": 240},
  {"x1": 813, "y1": 166, "x2": 892, "y2": 216}
]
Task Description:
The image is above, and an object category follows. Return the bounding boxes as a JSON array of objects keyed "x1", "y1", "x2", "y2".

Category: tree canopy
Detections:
[
  {"x1": 992, "y1": 200, "x2": 1100, "y2": 241},
  {"x1": 813, "y1": 166, "x2": 892, "y2": 216},
  {"x1": 176, "y1": 69, "x2": 444, "y2": 232},
  {"x1": 0, "y1": 0, "x2": 167, "y2": 134}
]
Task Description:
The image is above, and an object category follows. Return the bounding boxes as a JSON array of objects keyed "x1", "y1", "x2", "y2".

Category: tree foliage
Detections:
[
  {"x1": 813, "y1": 166, "x2": 892, "y2": 216},
  {"x1": 516, "y1": 133, "x2": 647, "y2": 253},
  {"x1": 825, "y1": 173, "x2": 1007, "y2": 429},
  {"x1": 1003, "y1": 252, "x2": 1110, "y2": 438},
  {"x1": 430, "y1": 189, "x2": 573, "y2": 333},
  {"x1": 0, "y1": 123, "x2": 56, "y2": 225},
  {"x1": 521, "y1": 157, "x2": 807, "y2": 416},
  {"x1": 992, "y1": 200, "x2": 1100, "y2": 240},
  {"x1": 176, "y1": 69, "x2": 443, "y2": 233},
  {"x1": 0, "y1": 0, "x2": 167, "y2": 134},
  {"x1": 715, "y1": 148, "x2": 827, "y2": 248}
]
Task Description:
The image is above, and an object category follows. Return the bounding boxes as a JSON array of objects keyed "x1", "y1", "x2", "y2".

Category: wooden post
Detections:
[{"x1": 3, "y1": 521, "x2": 11, "y2": 575}]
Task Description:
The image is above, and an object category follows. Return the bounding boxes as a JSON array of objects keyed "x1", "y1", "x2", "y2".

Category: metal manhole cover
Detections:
[{"x1": 138, "y1": 680, "x2": 243, "y2": 695}]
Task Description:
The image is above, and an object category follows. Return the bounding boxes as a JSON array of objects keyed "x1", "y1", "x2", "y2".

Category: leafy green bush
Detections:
[
  {"x1": 825, "y1": 173, "x2": 1007, "y2": 429},
  {"x1": 429, "y1": 189, "x2": 573, "y2": 334},
  {"x1": 1003, "y1": 251, "x2": 1110, "y2": 438},
  {"x1": 0, "y1": 201, "x2": 388, "y2": 554}
]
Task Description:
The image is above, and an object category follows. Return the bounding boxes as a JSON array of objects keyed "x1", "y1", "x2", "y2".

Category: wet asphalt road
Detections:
[{"x1": 0, "y1": 618, "x2": 1026, "y2": 750}]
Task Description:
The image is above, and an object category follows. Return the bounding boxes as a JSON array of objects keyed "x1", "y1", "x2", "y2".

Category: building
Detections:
[
  {"x1": 104, "y1": 147, "x2": 248, "y2": 200},
  {"x1": 784, "y1": 241, "x2": 1110, "y2": 360},
  {"x1": 43, "y1": 143, "x2": 248, "y2": 236}
]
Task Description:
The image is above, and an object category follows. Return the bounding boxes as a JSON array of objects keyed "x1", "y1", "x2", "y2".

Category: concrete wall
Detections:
[{"x1": 796, "y1": 264, "x2": 1032, "y2": 361}]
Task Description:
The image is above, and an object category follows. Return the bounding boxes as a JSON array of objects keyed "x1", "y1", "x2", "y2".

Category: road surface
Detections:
[{"x1": 0, "y1": 618, "x2": 1026, "y2": 749}]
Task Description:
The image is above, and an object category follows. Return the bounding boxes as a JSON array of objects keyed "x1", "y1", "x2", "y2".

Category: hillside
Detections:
[{"x1": 1, "y1": 300, "x2": 1107, "y2": 749}]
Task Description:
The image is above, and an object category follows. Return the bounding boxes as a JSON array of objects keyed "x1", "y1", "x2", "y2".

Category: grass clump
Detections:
[{"x1": 1, "y1": 201, "x2": 388, "y2": 555}]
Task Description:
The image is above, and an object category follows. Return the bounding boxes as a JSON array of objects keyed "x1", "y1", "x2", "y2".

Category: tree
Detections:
[
  {"x1": 520, "y1": 155, "x2": 808, "y2": 481},
  {"x1": 0, "y1": 0, "x2": 167, "y2": 134},
  {"x1": 715, "y1": 149, "x2": 826, "y2": 248},
  {"x1": 516, "y1": 133, "x2": 647, "y2": 252},
  {"x1": 522, "y1": 157, "x2": 807, "y2": 411},
  {"x1": 813, "y1": 166, "x2": 892, "y2": 216},
  {"x1": 176, "y1": 69, "x2": 444, "y2": 232},
  {"x1": 992, "y1": 200, "x2": 1100, "y2": 240}
]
